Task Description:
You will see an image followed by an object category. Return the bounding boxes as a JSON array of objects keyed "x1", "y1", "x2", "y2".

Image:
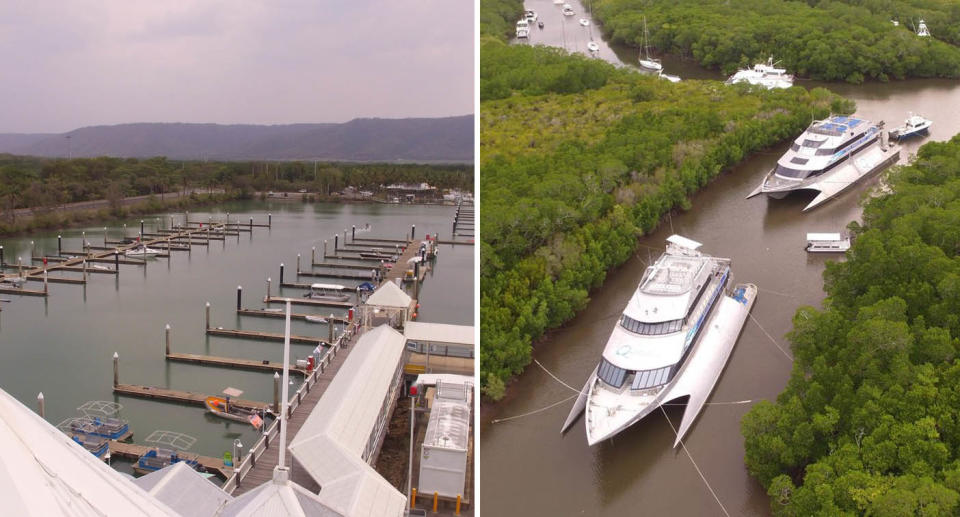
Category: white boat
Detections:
[
  {"x1": 562, "y1": 4, "x2": 575, "y2": 16},
  {"x1": 587, "y1": 41, "x2": 600, "y2": 52},
  {"x1": 726, "y1": 57, "x2": 793, "y2": 89},
  {"x1": 524, "y1": 10, "x2": 537, "y2": 23},
  {"x1": 805, "y1": 233, "x2": 851, "y2": 253},
  {"x1": 746, "y1": 115, "x2": 900, "y2": 209},
  {"x1": 303, "y1": 283, "x2": 350, "y2": 302},
  {"x1": 579, "y1": 18, "x2": 590, "y2": 27},
  {"x1": 891, "y1": 20, "x2": 899, "y2": 26},
  {"x1": 658, "y1": 71, "x2": 681, "y2": 83},
  {"x1": 125, "y1": 245, "x2": 161, "y2": 258},
  {"x1": 516, "y1": 19, "x2": 530, "y2": 39},
  {"x1": 917, "y1": 18, "x2": 930, "y2": 37},
  {"x1": 889, "y1": 113, "x2": 932, "y2": 140},
  {"x1": 638, "y1": 16, "x2": 661, "y2": 72},
  {"x1": 553, "y1": 0, "x2": 563, "y2": 4},
  {"x1": 304, "y1": 315, "x2": 328, "y2": 324},
  {"x1": 561, "y1": 235, "x2": 756, "y2": 445}
]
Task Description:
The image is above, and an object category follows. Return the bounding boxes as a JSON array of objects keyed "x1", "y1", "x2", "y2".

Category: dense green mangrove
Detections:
[
  {"x1": 479, "y1": 8, "x2": 852, "y2": 397},
  {"x1": 742, "y1": 135, "x2": 960, "y2": 515},
  {"x1": 591, "y1": 0, "x2": 960, "y2": 82}
]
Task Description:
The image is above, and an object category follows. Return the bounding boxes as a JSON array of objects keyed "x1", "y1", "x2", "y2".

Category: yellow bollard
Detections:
[
  {"x1": 411, "y1": 488, "x2": 416, "y2": 509},
  {"x1": 455, "y1": 495, "x2": 461, "y2": 515},
  {"x1": 433, "y1": 492, "x2": 438, "y2": 513}
]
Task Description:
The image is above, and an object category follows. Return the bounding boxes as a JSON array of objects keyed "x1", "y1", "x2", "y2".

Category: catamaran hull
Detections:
[{"x1": 569, "y1": 284, "x2": 757, "y2": 446}]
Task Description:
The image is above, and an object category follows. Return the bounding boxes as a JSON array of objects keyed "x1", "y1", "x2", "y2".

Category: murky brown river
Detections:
[{"x1": 491, "y1": 12, "x2": 960, "y2": 514}]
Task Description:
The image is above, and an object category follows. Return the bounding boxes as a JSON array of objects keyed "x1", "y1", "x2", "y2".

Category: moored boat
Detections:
[
  {"x1": 125, "y1": 244, "x2": 161, "y2": 257},
  {"x1": 889, "y1": 113, "x2": 931, "y2": 140},
  {"x1": 204, "y1": 388, "x2": 264, "y2": 428},
  {"x1": 726, "y1": 57, "x2": 793, "y2": 89},
  {"x1": 561, "y1": 235, "x2": 756, "y2": 445},
  {"x1": 806, "y1": 233, "x2": 851, "y2": 253},
  {"x1": 638, "y1": 16, "x2": 661, "y2": 72},
  {"x1": 303, "y1": 283, "x2": 350, "y2": 302}
]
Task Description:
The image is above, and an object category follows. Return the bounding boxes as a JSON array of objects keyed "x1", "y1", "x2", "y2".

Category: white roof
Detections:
[
  {"x1": 288, "y1": 325, "x2": 407, "y2": 517},
  {"x1": 365, "y1": 282, "x2": 412, "y2": 308},
  {"x1": 404, "y1": 322, "x2": 474, "y2": 347},
  {"x1": 806, "y1": 233, "x2": 843, "y2": 241},
  {"x1": 422, "y1": 398, "x2": 470, "y2": 452},
  {"x1": 0, "y1": 387, "x2": 177, "y2": 516},
  {"x1": 134, "y1": 462, "x2": 232, "y2": 517},
  {"x1": 217, "y1": 469, "x2": 342, "y2": 517},
  {"x1": 413, "y1": 374, "x2": 475, "y2": 390},
  {"x1": 666, "y1": 235, "x2": 702, "y2": 250}
]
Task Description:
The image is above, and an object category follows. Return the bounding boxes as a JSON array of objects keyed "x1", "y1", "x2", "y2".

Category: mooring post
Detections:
[
  {"x1": 113, "y1": 352, "x2": 119, "y2": 387},
  {"x1": 273, "y1": 372, "x2": 280, "y2": 413},
  {"x1": 17, "y1": 256, "x2": 22, "y2": 277},
  {"x1": 237, "y1": 285, "x2": 243, "y2": 310},
  {"x1": 452, "y1": 219, "x2": 457, "y2": 234},
  {"x1": 352, "y1": 225, "x2": 356, "y2": 241},
  {"x1": 311, "y1": 247, "x2": 316, "y2": 266},
  {"x1": 140, "y1": 220, "x2": 144, "y2": 236},
  {"x1": 82, "y1": 260, "x2": 87, "y2": 283},
  {"x1": 165, "y1": 324, "x2": 171, "y2": 356},
  {"x1": 57, "y1": 235, "x2": 62, "y2": 256},
  {"x1": 268, "y1": 213, "x2": 272, "y2": 228},
  {"x1": 328, "y1": 315, "x2": 334, "y2": 344},
  {"x1": 280, "y1": 263, "x2": 284, "y2": 285},
  {"x1": 266, "y1": 277, "x2": 272, "y2": 300},
  {"x1": 249, "y1": 217, "x2": 253, "y2": 231},
  {"x1": 31, "y1": 240, "x2": 35, "y2": 257},
  {"x1": 334, "y1": 234, "x2": 339, "y2": 251},
  {"x1": 0, "y1": 245, "x2": 4, "y2": 266},
  {"x1": 114, "y1": 250, "x2": 119, "y2": 272},
  {"x1": 205, "y1": 302, "x2": 211, "y2": 329},
  {"x1": 123, "y1": 223, "x2": 127, "y2": 239},
  {"x1": 104, "y1": 227, "x2": 108, "y2": 245},
  {"x1": 296, "y1": 254, "x2": 301, "y2": 275},
  {"x1": 43, "y1": 270, "x2": 48, "y2": 294},
  {"x1": 323, "y1": 240, "x2": 327, "y2": 258},
  {"x1": 82, "y1": 231, "x2": 87, "y2": 255},
  {"x1": 37, "y1": 392, "x2": 45, "y2": 419},
  {"x1": 343, "y1": 229, "x2": 347, "y2": 245},
  {"x1": 411, "y1": 224, "x2": 416, "y2": 240}
]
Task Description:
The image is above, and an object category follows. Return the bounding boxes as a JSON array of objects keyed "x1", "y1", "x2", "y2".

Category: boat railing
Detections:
[{"x1": 222, "y1": 323, "x2": 355, "y2": 494}]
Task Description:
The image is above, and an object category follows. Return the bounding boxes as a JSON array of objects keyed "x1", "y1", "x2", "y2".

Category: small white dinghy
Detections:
[
  {"x1": 579, "y1": 18, "x2": 589, "y2": 27},
  {"x1": 587, "y1": 41, "x2": 600, "y2": 53},
  {"x1": 304, "y1": 315, "x2": 328, "y2": 324},
  {"x1": 125, "y1": 245, "x2": 161, "y2": 258}
]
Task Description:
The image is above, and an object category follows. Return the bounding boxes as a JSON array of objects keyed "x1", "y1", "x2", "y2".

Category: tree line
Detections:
[
  {"x1": 742, "y1": 134, "x2": 960, "y2": 515},
  {"x1": 479, "y1": 4, "x2": 851, "y2": 397},
  {"x1": 591, "y1": 0, "x2": 960, "y2": 82}
]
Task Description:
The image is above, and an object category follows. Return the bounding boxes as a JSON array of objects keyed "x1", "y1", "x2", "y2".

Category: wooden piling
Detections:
[
  {"x1": 205, "y1": 302, "x2": 211, "y2": 329},
  {"x1": 165, "y1": 324, "x2": 171, "y2": 356},
  {"x1": 280, "y1": 263, "x2": 284, "y2": 285},
  {"x1": 311, "y1": 247, "x2": 315, "y2": 266},
  {"x1": 113, "y1": 352, "x2": 119, "y2": 386},
  {"x1": 296, "y1": 254, "x2": 300, "y2": 274},
  {"x1": 37, "y1": 392, "x2": 44, "y2": 419},
  {"x1": 237, "y1": 286, "x2": 243, "y2": 310},
  {"x1": 266, "y1": 277, "x2": 271, "y2": 299},
  {"x1": 273, "y1": 372, "x2": 280, "y2": 412}
]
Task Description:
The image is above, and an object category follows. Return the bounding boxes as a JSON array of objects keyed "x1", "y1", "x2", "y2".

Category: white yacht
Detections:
[
  {"x1": 638, "y1": 16, "x2": 662, "y2": 72},
  {"x1": 516, "y1": 19, "x2": 530, "y2": 39},
  {"x1": 750, "y1": 115, "x2": 882, "y2": 200},
  {"x1": 917, "y1": 18, "x2": 930, "y2": 37},
  {"x1": 726, "y1": 57, "x2": 793, "y2": 89},
  {"x1": 806, "y1": 233, "x2": 851, "y2": 253},
  {"x1": 562, "y1": 4, "x2": 575, "y2": 16},
  {"x1": 563, "y1": 236, "x2": 748, "y2": 446}
]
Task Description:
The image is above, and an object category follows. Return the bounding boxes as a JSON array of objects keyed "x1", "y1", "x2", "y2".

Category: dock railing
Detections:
[{"x1": 221, "y1": 323, "x2": 357, "y2": 494}]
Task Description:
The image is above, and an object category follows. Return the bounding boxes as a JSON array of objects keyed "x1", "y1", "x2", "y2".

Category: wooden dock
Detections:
[
  {"x1": 280, "y1": 281, "x2": 357, "y2": 292},
  {"x1": 237, "y1": 308, "x2": 349, "y2": 324},
  {"x1": 166, "y1": 352, "x2": 309, "y2": 375},
  {"x1": 297, "y1": 270, "x2": 375, "y2": 281},
  {"x1": 263, "y1": 296, "x2": 353, "y2": 309},
  {"x1": 108, "y1": 440, "x2": 233, "y2": 479},
  {"x1": 206, "y1": 327, "x2": 329, "y2": 346},
  {"x1": 113, "y1": 383, "x2": 269, "y2": 412},
  {"x1": 311, "y1": 262, "x2": 378, "y2": 270}
]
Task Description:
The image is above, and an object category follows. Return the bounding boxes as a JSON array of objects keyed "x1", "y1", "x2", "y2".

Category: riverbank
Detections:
[{"x1": 0, "y1": 191, "x2": 237, "y2": 238}]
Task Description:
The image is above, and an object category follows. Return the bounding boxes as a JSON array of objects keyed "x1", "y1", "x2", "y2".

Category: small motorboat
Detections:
[
  {"x1": 805, "y1": 233, "x2": 851, "y2": 253},
  {"x1": 304, "y1": 283, "x2": 351, "y2": 302},
  {"x1": 354, "y1": 223, "x2": 372, "y2": 233},
  {"x1": 587, "y1": 41, "x2": 600, "y2": 52},
  {"x1": 135, "y1": 448, "x2": 204, "y2": 475},
  {"x1": 889, "y1": 113, "x2": 932, "y2": 140},
  {"x1": 579, "y1": 18, "x2": 590, "y2": 27},
  {"x1": 205, "y1": 388, "x2": 264, "y2": 428},
  {"x1": 524, "y1": 10, "x2": 537, "y2": 23},
  {"x1": 304, "y1": 315, "x2": 328, "y2": 324},
  {"x1": 77, "y1": 401, "x2": 128, "y2": 439},
  {"x1": 562, "y1": 4, "x2": 575, "y2": 16},
  {"x1": 125, "y1": 244, "x2": 160, "y2": 258},
  {"x1": 538, "y1": 21, "x2": 544, "y2": 29},
  {"x1": 58, "y1": 418, "x2": 109, "y2": 459},
  {"x1": 357, "y1": 281, "x2": 376, "y2": 292},
  {"x1": 1, "y1": 276, "x2": 25, "y2": 288}
]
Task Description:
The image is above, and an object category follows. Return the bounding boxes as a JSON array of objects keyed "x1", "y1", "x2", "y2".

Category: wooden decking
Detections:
[
  {"x1": 112, "y1": 383, "x2": 269, "y2": 412},
  {"x1": 166, "y1": 352, "x2": 310, "y2": 375},
  {"x1": 206, "y1": 327, "x2": 328, "y2": 346},
  {"x1": 230, "y1": 330, "x2": 359, "y2": 495},
  {"x1": 108, "y1": 441, "x2": 233, "y2": 479},
  {"x1": 263, "y1": 296, "x2": 353, "y2": 309}
]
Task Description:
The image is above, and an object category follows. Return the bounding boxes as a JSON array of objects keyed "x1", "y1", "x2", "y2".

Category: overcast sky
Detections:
[{"x1": 0, "y1": 1, "x2": 474, "y2": 133}]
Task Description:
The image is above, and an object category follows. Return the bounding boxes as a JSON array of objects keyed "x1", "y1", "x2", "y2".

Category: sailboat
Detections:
[{"x1": 638, "y1": 16, "x2": 662, "y2": 72}]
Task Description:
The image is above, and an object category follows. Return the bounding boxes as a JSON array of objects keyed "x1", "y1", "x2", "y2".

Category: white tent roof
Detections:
[
  {"x1": 134, "y1": 462, "x2": 232, "y2": 517},
  {"x1": 217, "y1": 468, "x2": 342, "y2": 517},
  {"x1": 288, "y1": 325, "x2": 407, "y2": 517},
  {"x1": 364, "y1": 282, "x2": 411, "y2": 308},
  {"x1": 404, "y1": 322, "x2": 474, "y2": 347},
  {"x1": 0, "y1": 387, "x2": 177, "y2": 516}
]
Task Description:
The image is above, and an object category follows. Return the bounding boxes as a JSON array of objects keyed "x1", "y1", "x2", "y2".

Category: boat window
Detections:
[
  {"x1": 620, "y1": 314, "x2": 683, "y2": 335},
  {"x1": 773, "y1": 164, "x2": 809, "y2": 179},
  {"x1": 790, "y1": 143, "x2": 800, "y2": 151},
  {"x1": 801, "y1": 139, "x2": 824, "y2": 148},
  {"x1": 631, "y1": 365, "x2": 674, "y2": 390},
  {"x1": 789, "y1": 157, "x2": 809, "y2": 165},
  {"x1": 597, "y1": 358, "x2": 628, "y2": 388}
]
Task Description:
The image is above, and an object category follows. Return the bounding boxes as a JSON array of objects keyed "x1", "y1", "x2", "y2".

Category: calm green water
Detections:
[{"x1": 0, "y1": 200, "x2": 473, "y2": 469}]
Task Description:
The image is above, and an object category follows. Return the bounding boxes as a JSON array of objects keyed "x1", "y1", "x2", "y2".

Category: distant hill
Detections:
[{"x1": 0, "y1": 116, "x2": 473, "y2": 163}]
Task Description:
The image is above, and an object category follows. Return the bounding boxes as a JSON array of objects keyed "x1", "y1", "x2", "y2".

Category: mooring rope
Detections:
[
  {"x1": 534, "y1": 358, "x2": 583, "y2": 395},
  {"x1": 756, "y1": 286, "x2": 796, "y2": 299},
  {"x1": 659, "y1": 405, "x2": 732, "y2": 517},
  {"x1": 490, "y1": 394, "x2": 579, "y2": 424},
  {"x1": 747, "y1": 312, "x2": 794, "y2": 361}
]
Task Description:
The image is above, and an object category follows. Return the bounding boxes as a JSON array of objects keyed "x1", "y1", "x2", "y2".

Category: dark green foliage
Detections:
[
  {"x1": 742, "y1": 135, "x2": 960, "y2": 515},
  {"x1": 591, "y1": 0, "x2": 960, "y2": 82},
  {"x1": 479, "y1": 41, "x2": 842, "y2": 398}
]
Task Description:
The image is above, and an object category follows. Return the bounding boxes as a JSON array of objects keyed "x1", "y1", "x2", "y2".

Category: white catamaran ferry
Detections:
[{"x1": 562, "y1": 235, "x2": 757, "y2": 446}]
